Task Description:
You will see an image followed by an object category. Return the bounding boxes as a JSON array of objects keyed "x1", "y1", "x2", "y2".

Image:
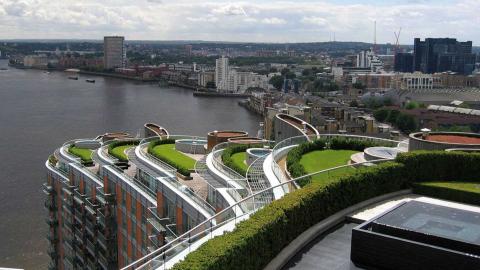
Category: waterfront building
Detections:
[
  {"x1": 215, "y1": 56, "x2": 229, "y2": 89},
  {"x1": 23, "y1": 54, "x2": 48, "y2": 68},
  {"x1": 197, "y1": 71, "x2": 215, "y2": 88},
  {"x1": 44, "y1": 118, "x2": 480, "y2": 270},
  {"x1": 104, "y1": 36, "x2": 125, "y2": 70}
]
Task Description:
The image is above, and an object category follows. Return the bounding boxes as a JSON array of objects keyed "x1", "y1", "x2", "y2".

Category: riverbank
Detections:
[
  {"x1": 193, "y1": 91, "x2": 250, "y2": 98},
  {"x1": 79, "y1": 70, "x2": 160, "y2": 82}
]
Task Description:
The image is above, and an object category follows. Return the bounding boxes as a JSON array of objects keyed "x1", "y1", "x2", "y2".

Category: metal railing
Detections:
[{"x1": 121, "y1": 156, "x2": 394, "y2": 270}]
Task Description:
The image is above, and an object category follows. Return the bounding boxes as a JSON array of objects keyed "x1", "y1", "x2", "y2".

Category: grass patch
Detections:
[
  {"x1": 68, "y1": 145, "x2": 93, "y2": 162},
  {"x1": 299, "y1": 150, "x2": 358, "y2": 185},
  {"x1": 231, "y1": 152, "x2": 248, "y2": 173},
  {"x1": 413, "y1": 181, "x2": 480, "y2": 205},
  {"x1": 110, "y1": 144, "x2": 135, "y2": 161},
  {"x1": 150, "y1": 143, "x2": 196, "y2": 171}
]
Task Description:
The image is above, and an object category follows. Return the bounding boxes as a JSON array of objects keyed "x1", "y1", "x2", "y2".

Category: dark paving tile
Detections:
[{"x1": 283, "y1": 223, "x2": 363, "y2": 270}]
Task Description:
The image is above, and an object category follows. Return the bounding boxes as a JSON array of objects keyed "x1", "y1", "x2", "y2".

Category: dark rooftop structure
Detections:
[{"x1": 351, "y1": 201, "x2": 480, "y2": 270}]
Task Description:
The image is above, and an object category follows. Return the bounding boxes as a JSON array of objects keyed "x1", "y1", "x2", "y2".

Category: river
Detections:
[{"x1": 0, "y1": 60, "x2": 261, "y2": 269}]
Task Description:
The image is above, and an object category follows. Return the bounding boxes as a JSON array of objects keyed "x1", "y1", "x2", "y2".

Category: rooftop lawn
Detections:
[
  {"x1": 150, "y1": 143, "x2": 196, "y2": 170},
  {"x1": 68, "y1": 145, "x2": 93, "y2": 162},
  {"x1": 299, "y1": 149, "x2": 358, "y2": 185},
  {"x1": 110, "y1": 144, "x2": 135, "y2": 161},
  {"x1": 231, "y1": 151, "x2": 248, "y2": 173}
]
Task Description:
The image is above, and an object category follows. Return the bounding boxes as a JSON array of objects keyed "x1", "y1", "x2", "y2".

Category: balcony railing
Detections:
[
  {"x1": 46, "y1": 230, "x2": 58, "y2": 243},
  {"x1": 98, "y1": 252, "x2": 109, "y2": 270},
  {"x1": 45, "y1": 216, "x2": 58, "y2": 227},
  {"x1": 86, "y1": 237, "x2": 96, "y2": 256},
  {"x1": 85, "y1": 218, "x2": 96, "y2": 237},
  {"x1": 42, "y1": 183, "x2": 54, "y2": 195},
  {"x1": 44, "y1": 197, "x2": 56, "y2": 211}
]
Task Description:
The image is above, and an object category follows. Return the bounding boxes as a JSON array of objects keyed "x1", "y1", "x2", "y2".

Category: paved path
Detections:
[{"x1": 283, "y1": 223, "x2": 362, "y2": 270}]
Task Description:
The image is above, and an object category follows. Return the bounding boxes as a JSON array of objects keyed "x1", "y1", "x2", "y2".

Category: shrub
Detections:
[
  {"x1": 68, "y1": 145, "x2": 93, "y2": 166},
  {"x1": 172, "y1": 151, "x2": 480, "y2": 270},
  {"x1": 107, "y1": 140, "x2": 139, "y2": 162},
  {"x1": 222, "y1": 144, "x2": 262, "y2": 176},
  {"x1": 413, "y1": 182, "x2": 480, "y2": 206},
  {"x1": 48, "y1": 155, "x2": 58, "y2": 166},
  {"x1": 148, "y1": 139, "x2": 191, "y2": 177}
]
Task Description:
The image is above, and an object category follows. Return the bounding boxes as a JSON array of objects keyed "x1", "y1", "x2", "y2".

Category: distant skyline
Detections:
[{"x1": 0, "y1": 0, "x2": 479, "y2": 44}]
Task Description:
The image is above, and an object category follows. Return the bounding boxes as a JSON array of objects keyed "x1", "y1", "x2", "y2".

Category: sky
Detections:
[{"x1": 0, "y1": 0, "x2": 479, "y2": 44}]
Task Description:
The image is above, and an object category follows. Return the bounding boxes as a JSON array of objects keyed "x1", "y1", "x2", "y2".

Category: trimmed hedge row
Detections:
[
  {"x1": 68, "y1": 145, "x2": 94, "y2": 166},
  {"x1": 148, "y1": 139, "x2": 191, "y2": 177},
  {"x1": 286, "y1": 139, "x2": 326, "y2": 186},
  {"x1": 413, "y1": 181, "x2": 480, "y2": 206},
  {"x1": 171, "y1": 151, "x2": 480, "y2": 270},
  {"x1": 287, "y1": 138, "x2": 389, "y2": 186},
  {"x1": 107, "y1": 140, "x2": 139, "y2": 162},
  {"x1": 222, "y1": 144, "x2": 262, "y2": 176}
]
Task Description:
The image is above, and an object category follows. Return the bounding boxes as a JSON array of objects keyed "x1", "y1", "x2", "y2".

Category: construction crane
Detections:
[
  {"x1": 393, "y1": 27, "x2": 402, "y2": 69},
  {"x1": 394, "y1": 27, "x2": 402, "y2": 54}
]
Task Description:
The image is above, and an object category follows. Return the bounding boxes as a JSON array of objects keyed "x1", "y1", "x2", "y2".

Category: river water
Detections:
[{"x1": 0, "y1": 60, "x2": 261, "y2": 269}]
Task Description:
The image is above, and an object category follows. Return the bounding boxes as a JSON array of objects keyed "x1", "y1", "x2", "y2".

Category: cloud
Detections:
[
  {"x1": 0, "y1": 0, "x2": 478, "y2": 43},
  {"x1": 261, "y1": 17, "x2": 286, "y2": 25},
  {"x1": 4, "y1": 1, "x2": 28, "y2": 17},
  {"x1": 212, "y1": 4, "x2": 247, "y2": 16},
  {"x1": 301, "y1": 16, "x2": 328, "y2": 26}
]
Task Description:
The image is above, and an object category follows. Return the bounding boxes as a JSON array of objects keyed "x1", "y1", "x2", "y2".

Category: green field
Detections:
[
  {"x1": 231, "y1": 151, "x2": 248, "y2": 173},
  {"x1": 110, "y1": 144, "x2": 135, "y2": 161},
  {"x1": 299, "y1": 150, "x2": 358, "y2": 185},
  {"x1": 150, "y1": 144, "x2": 196, "y2": 170},
  {"x1": 68, "y1": 145, "x2": 93, "y2": 162}
]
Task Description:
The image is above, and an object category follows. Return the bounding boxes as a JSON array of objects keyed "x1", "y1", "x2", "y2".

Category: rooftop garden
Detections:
[
  {"x1": 148, "y1": 139, "x2": 196, "y2": 177},
  {"x1": 299, "y1": 149, "x2": 358, "y2": 185},
  {"x1": 222, "y1": 144, "x2": 262, "y2": 176},
  {"x1": 172, "y1": 151, "x2": 480, "y2": 270},
  {"x1": 287, "y1": 138, "x2": 386, "y2": 186},
  {"x1": 108, "y1": 140, "x2": 140, "y2": 162},
  {"x1": 68, "y1": 145, "x2": 93, "y2": 166}
]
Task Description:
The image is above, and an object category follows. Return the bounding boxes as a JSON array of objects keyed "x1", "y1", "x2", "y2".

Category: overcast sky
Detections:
[{"x1": 0, "y1": 0, "x2": 479, "y2": 44}]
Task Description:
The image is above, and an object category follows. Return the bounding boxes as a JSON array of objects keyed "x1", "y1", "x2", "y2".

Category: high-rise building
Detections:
[
  {"x1": 215, "y1": 56, "x2": 229, "y2": 89},
  {"x1": 395, "y1": 38, "x2": 476, "y2": 75},
  {"x1": 103, "y1": 36, "x2": 125, "y2": 70},
  {"x1": 394, "y1": 52, "x2": 414, "y2": 72}
]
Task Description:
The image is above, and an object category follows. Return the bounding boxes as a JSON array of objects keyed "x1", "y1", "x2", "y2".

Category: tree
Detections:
[
  {"x1": 349, "y1": 100, "x2": 359, "y2": 107},
  {"x1": 373, "y1": 108, "x2": 389, "y2": 122},
  {"x1": 405, "y1": 101, "x2": 419, "y2": 110},
  {"x1": 352, "y1": 82, "x2": 366, "y2": 90},
  {"x1": 386, "y1": 109, "x2": 401, "y2": 123},
  {"x1": 396, "y1": 114, "x2": 417, "y2": 133},
  {"x1": 269, "y1": 75, "x2": 284, "y2": 90},
  {"x1": 281, "y1": 68, "x2": 296, "y2": 79}
]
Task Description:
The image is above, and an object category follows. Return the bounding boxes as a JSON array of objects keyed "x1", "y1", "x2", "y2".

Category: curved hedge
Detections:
[
  {"x1": 171, "y1": 151, "x2": 480, "y2": 270},
  {"x1": 287, "y1": 138, "x2": 387, "y2": 186},
  {"x1": 68, "y1": 145, "x2": 93, "y2": 166},
  {"x1": 148, "y1": 139, "x2": 192, "y2": 177},
  {"x1": 108, "y1": 140, "x2": 139, "y2": 162},
  {"x1": 222, "y1": 144, "x2": 262, "y2": 176}
]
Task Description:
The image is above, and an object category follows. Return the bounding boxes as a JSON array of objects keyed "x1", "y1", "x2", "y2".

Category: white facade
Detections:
[
  {"x1": 215, "y1": 56, "x2": 229, "y2": 89},
  {"x1": 24, "y1": 55, "x2": 48, "y2": 68},
  {"x1": 104, "y1": 36, "x2": 125, "y2": 69},
  {"x1": 394, "y1": 72, "x2": 437, "y2": 90},
  {"x1": 215, "y1": 56, "x2": 269, "y2": 92},
  {"x1": 357, "y1": 50, "x2": 384, "y2": 72}
]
